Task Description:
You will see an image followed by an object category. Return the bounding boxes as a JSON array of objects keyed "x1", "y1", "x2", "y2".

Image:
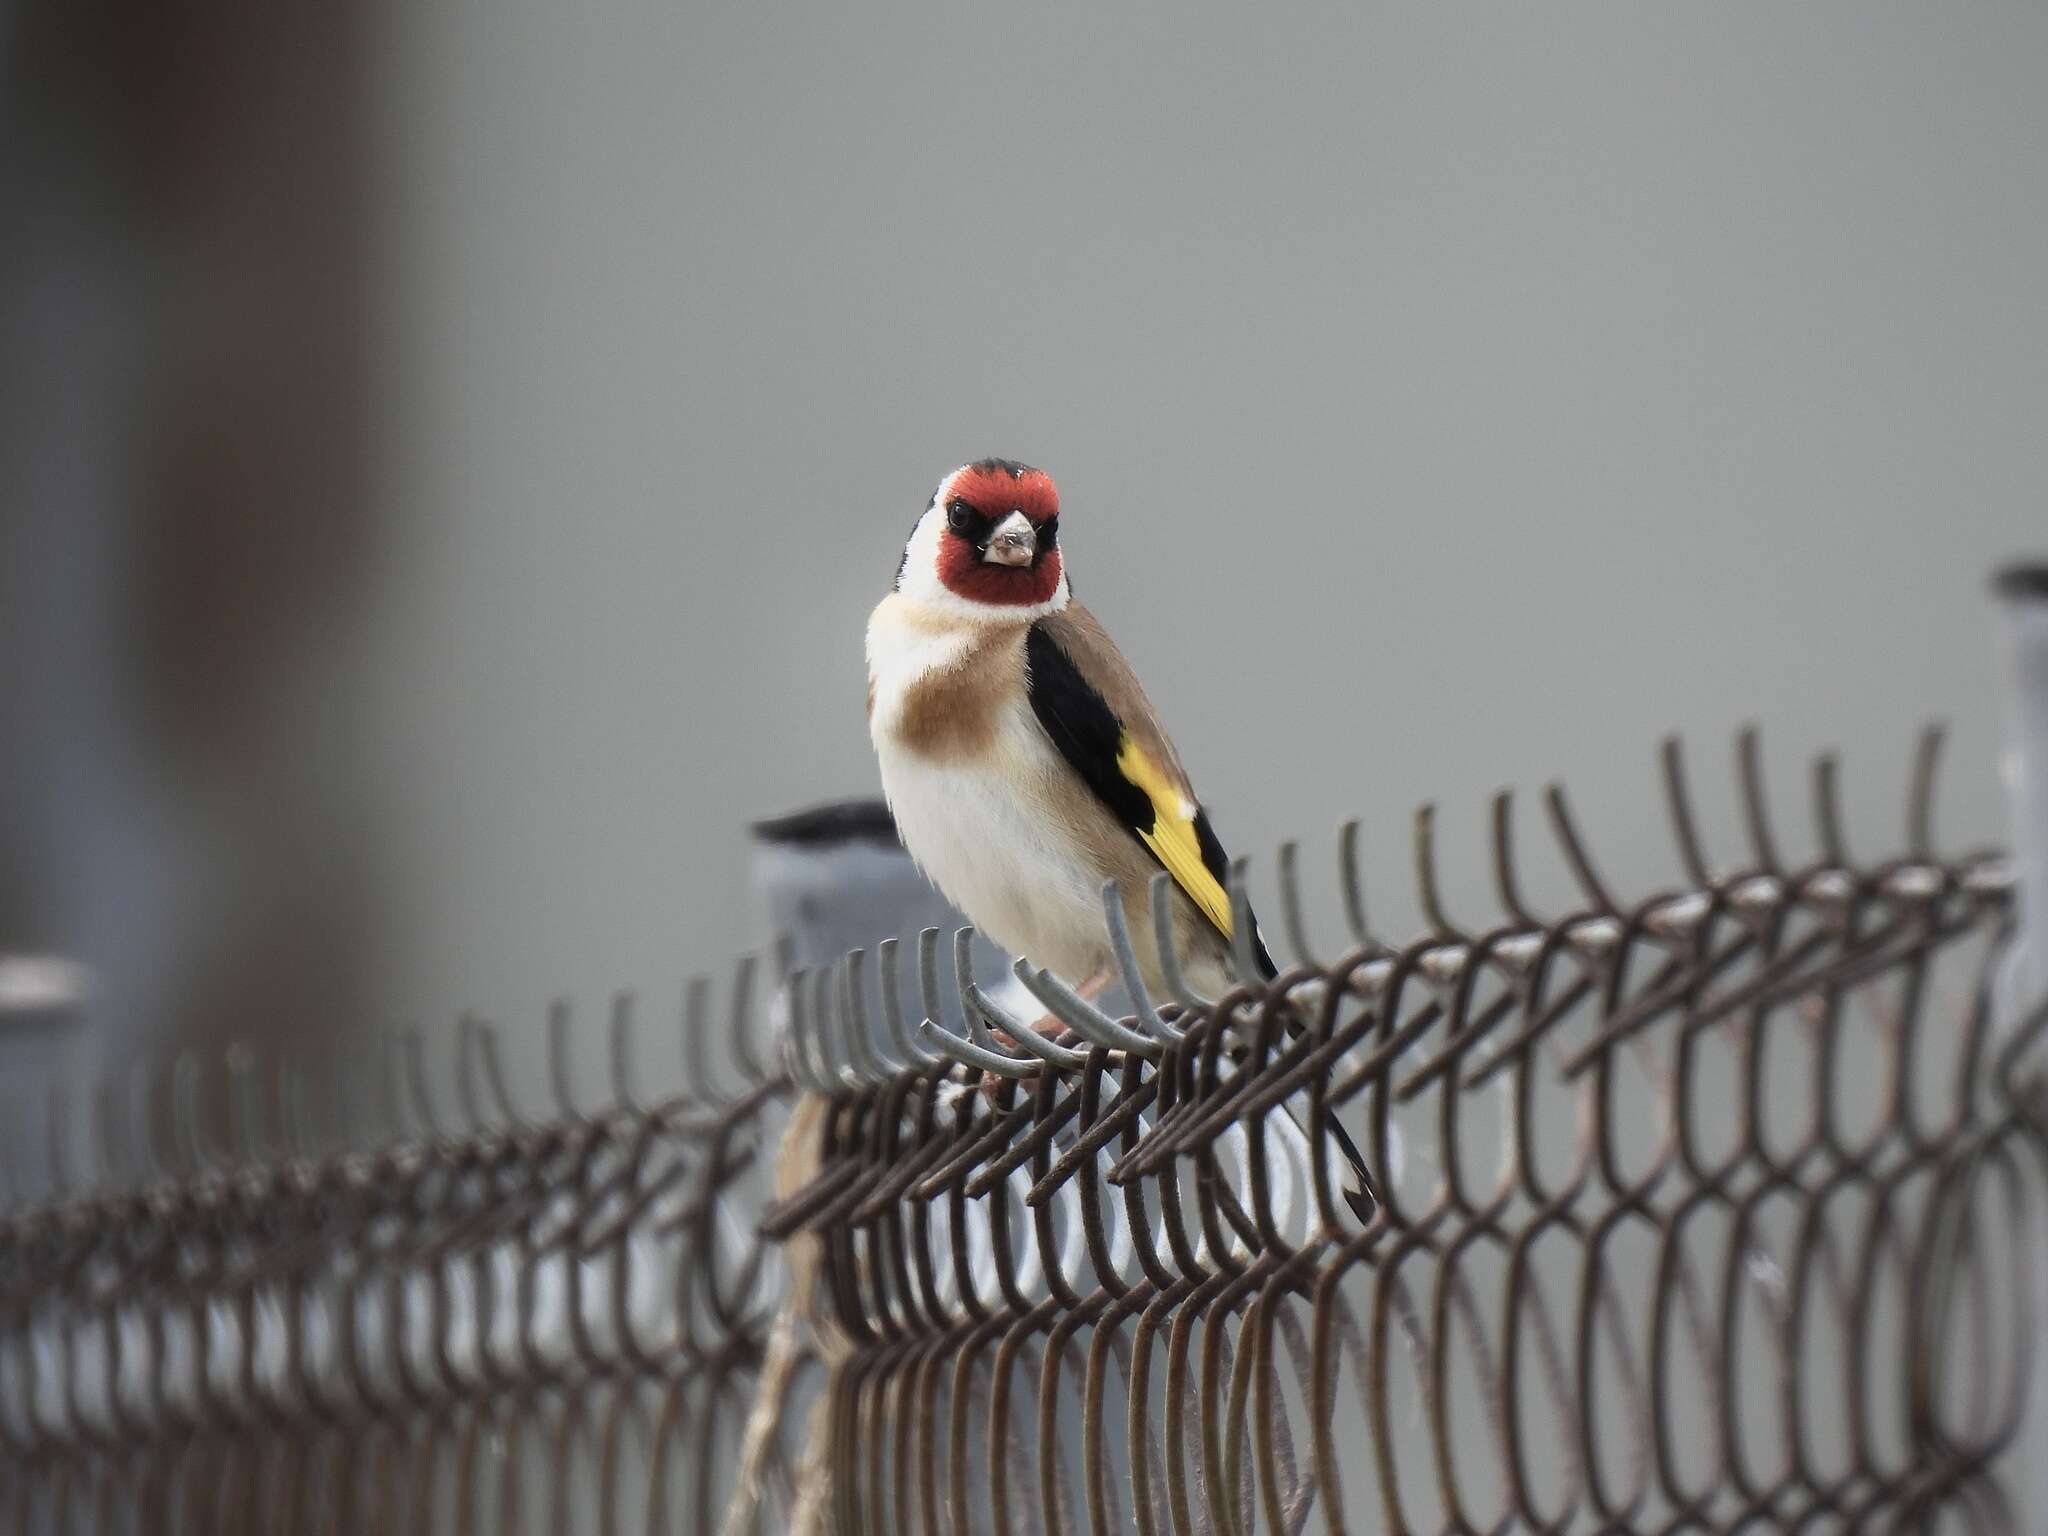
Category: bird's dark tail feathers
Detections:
[{"x1": 1251, "y1": 936, "x2": 1380, "y2": 1228}]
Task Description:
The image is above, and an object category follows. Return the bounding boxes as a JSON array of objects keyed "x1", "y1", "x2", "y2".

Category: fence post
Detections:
[
  {"x1": 1992, "y1": 560, "x2": 2048, "y2": 1536},
  {"x1": 1994, "y1": 563, "x2": 2048, "y2": 1018}
]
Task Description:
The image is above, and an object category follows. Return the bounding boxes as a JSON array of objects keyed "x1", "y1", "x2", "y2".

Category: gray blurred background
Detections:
[{"x1": 2, "y1": 2, "x2": 2044, "y2": 1110}]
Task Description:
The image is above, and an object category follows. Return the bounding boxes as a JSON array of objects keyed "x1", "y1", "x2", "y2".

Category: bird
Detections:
[
  {"x1": 866, "y1": 458, "x2": 1255, "y2": 1003},
  {"x1": 865, "y1": 458, "x2": 1378, "y2": 1217}
]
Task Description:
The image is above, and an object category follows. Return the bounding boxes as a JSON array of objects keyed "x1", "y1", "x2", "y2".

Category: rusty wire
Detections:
[
  {"x1": 762, "y1": 727, "x2": 2045, "y2": 1535},
  {"x1": 2, "y1": 727, "x2": 2045, "y2": 1534},
  {"x1": 0, "y1": 979, "x2": 795, "y2": 1534}
]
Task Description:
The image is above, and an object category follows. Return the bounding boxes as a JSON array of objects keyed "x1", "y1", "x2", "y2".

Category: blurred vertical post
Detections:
[
  {"x1": 0, "y1": 1, "x2": 382, "y2": 1133},
  {"x1": 1995, "y1": 564, "x2": 2048, "y2": 1016},
  {"x1": 1991, "y1": 564, "x2": 2048, "y2": 1536}
]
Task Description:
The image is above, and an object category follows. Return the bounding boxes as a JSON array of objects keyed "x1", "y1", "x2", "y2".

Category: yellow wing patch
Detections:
[{"x1": 1115, "y1": 733, "x2": 1232, "y2": 938}]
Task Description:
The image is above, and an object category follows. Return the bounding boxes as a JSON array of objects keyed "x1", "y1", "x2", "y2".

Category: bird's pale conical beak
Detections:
[{"x1": 981, "y1": 510, "x2": 1038, "y2": 567}]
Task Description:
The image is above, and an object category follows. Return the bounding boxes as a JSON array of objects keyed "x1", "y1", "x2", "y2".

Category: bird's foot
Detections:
[
  {"x1": 980, "y1": 966, "x2": 1114, "y2": 1099},
  {"x1": 1004, "y1": 965, "x2": 1113, "y2": 1046}
]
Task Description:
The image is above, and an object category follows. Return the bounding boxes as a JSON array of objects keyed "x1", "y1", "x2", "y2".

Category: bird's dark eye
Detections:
[
  {"x1": 1038, "y1": 515, "x2": 1058, "y2": 546},
  {"x1": 946, "y1": 501, "x2": 974, "y2": 535}
]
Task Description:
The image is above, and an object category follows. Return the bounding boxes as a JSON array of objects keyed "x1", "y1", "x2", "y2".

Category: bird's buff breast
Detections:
[
  {"x1": 867, "y1": 603, "x2": 1104, "y2": 973},
  {"x1": 875, "y1": 723, "x2": 1107, "y2": 975}
]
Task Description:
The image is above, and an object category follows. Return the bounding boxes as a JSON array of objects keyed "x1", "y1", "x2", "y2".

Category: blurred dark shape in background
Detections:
[{"x1": 1, "y1": 2, "x2": 380, "y2": 1110}]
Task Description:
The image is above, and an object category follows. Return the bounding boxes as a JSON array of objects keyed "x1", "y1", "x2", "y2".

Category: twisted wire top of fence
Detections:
[{"x1": 4, "y1": 726, "x2": 2046, "y2": 1535}]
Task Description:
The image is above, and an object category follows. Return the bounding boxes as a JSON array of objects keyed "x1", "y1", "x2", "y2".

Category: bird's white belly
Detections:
[{"x1": 873, "y1": 705, "x2": 1107, "y2": 977}]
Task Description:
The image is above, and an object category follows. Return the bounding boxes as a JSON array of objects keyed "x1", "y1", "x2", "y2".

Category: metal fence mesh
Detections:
[{"x1": 4, "y1": 730, "x2": 2046, "y2": 1534}]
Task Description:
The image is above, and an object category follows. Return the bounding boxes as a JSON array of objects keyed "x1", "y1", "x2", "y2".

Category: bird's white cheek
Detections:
[{"x1": 894, "y1": 510, "x2": 949, "y2": 605}]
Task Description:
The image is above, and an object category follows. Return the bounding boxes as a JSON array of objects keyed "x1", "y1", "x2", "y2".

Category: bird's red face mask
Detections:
[{"x1": 932, "y1": 462, "x2": 1062, "y2": 607}]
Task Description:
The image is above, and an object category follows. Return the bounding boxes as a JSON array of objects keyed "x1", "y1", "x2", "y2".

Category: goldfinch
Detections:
[
  {"x1": 866, "y1": 458, "x2": 1263, "y2": 1005},
  {"x1": 866, "y1": 460, "x2": 1377, "y2": 1221}
]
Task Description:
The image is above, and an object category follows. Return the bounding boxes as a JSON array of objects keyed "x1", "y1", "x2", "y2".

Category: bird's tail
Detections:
[{"x1": 1251, "y1": 944, "x2": 1381, "y2": 1227}]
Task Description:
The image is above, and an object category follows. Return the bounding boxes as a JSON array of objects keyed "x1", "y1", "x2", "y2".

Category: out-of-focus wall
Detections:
[
  {"x1": 365, "y1": 2, "x2": 2047, "y2": 1034},
  {"x1": 4, "y1": 0, "x2": 2046, "y2": 1133}
]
